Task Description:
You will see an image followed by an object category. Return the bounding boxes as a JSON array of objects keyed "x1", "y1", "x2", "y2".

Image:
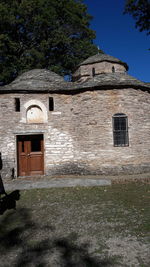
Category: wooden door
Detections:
[{"x1": 17, "y1": 135, "x2": 44, "y2": 176}]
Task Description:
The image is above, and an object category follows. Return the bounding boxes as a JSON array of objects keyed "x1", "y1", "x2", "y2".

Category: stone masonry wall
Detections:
[{"x1": 0, "y1": 88, "x2": 150, "y2": 179}]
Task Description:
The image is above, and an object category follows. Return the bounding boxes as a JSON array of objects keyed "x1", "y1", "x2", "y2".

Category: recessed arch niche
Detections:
[
  {"x1": 24, "y1": 100, "x2": 48, "y2": 123},
  {"x1": 27, "y1": 105, "x2": 44, "y2": 123}
]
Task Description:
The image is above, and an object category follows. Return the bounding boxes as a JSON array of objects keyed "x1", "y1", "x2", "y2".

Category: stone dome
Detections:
[
  {"x1": 72, "y1": 53, "x2": 129, "y2": 82},
  {"x1": 79, "y1": 53, "x2": 128, "y2": 70},
  {"x1": 13, "y1": 69, "x2": 65, "y2": 83},
  {"x1": 0, "y1": 56, "x2": 149, "y2": 93},
  {"x1": 2, "y1": 69, "x2": 67, "y2": 92}
]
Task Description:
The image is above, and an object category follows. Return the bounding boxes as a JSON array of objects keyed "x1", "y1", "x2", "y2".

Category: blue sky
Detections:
[{"x1": 84, "y1": 0, "x2": 150, "y2": 82}]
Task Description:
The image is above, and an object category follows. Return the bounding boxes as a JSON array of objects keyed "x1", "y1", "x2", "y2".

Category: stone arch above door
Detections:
[
  {"x1": 23, "y1": 100, "x2": 48, "y2": 123},
  {"x1": 27, "y1": 105, "x2": 45, "y2": 123}
]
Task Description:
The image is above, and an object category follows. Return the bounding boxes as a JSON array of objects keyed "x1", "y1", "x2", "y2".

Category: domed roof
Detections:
[
  {"x1": 1, "y1": 69, "x2": 67, "y2": 92},
  {"x1": 13, "y1": 69, "x2": 64, "y2": 83},
  {"x1": 79, "y1": 53, "x2": 129, "y2": 71},
  {"x1": 72, "y1": 72, "x2": 150, "y2": 90},
  {"x1": 0, "y1": 64, "x2": 149, "y2": 93}
]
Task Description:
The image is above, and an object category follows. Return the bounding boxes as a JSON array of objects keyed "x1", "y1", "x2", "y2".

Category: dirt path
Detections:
[{"x1": 3, "y1": 172, "x2": 150, "y2": 191}]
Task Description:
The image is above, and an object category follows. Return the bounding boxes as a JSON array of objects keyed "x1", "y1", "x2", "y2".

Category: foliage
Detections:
[
  {"x1": 124, "y1": 0, "x2": 150, "y2": 35},
  {"x1": 0, "y1": 0, "x2": 99, "y2": 85}
]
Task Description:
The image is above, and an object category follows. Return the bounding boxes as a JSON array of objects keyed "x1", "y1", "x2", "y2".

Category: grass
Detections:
[{"x1": 0, "y1": 182, "x2": 150, "y2": 266}]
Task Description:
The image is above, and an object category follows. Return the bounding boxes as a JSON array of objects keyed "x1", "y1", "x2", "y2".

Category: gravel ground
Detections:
[
  {"x1": 3, "y1": 172, "x2": 150, "y2": 192},
  {"x1": 0, "y1": 181, "x2": 150, "y2": 267}
]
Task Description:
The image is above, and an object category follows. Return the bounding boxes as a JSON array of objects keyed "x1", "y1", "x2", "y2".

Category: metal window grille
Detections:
[{"x1": 113, "y1": 113, "x2": 129, "y2": 147}]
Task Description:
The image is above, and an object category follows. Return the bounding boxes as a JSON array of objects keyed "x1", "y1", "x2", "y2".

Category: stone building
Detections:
[{"x1": 0, "y1": 53, "x2": 150, "y2": 179}]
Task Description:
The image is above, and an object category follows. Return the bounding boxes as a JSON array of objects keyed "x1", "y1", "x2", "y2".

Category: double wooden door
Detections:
[{"x1": 17, "y1": 135, "x2": 44, "y2": 176}]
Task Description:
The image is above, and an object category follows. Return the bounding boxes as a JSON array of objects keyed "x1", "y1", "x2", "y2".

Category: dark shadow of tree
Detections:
[
  {"x1": 0, "y1": 208, "x2": 114, "y2": 267},
  {"x1": 54, "y1": 238, "x2": 111, "y2": 267}
]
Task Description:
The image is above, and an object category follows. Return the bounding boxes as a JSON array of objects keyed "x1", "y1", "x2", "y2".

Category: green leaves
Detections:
[
  {"x1": 124, "y1": 0, "x2": 150, "y2": 35},
  {"x1": 0, "y1": 0, "x2": 98, "y2": 85}
]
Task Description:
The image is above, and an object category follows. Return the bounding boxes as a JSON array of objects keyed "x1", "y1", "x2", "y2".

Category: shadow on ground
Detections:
[
  {"x1": 0, "y1": 190, "x2": 20, "y2": 215},
  {"x1": 0, "y1": 208, "x2": 114, "y2": 267}
]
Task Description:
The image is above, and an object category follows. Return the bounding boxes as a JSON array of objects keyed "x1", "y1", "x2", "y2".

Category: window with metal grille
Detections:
[{"x1": 112, "y1": 113, "x2": 129, "y2": 147}]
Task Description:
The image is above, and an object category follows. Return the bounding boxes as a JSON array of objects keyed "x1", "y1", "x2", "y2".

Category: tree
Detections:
[
  {"x1": 124, "y1": 0, "x2": 150, "y2": 35},
  {"x1": 0, "y1": 0, "x2": 99, "y2": 85}
]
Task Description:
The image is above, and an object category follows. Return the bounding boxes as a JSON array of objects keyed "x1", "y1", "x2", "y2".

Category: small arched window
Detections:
[
  {"x1": 112, "y1": 66, "x2": 115, "y2": 73},
  {"x1": 92, "y1": 67, "x2": 95, "y2": 77},
  {"x1": 112, "y1": 113, "x2": 129, "y2": 147}
]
